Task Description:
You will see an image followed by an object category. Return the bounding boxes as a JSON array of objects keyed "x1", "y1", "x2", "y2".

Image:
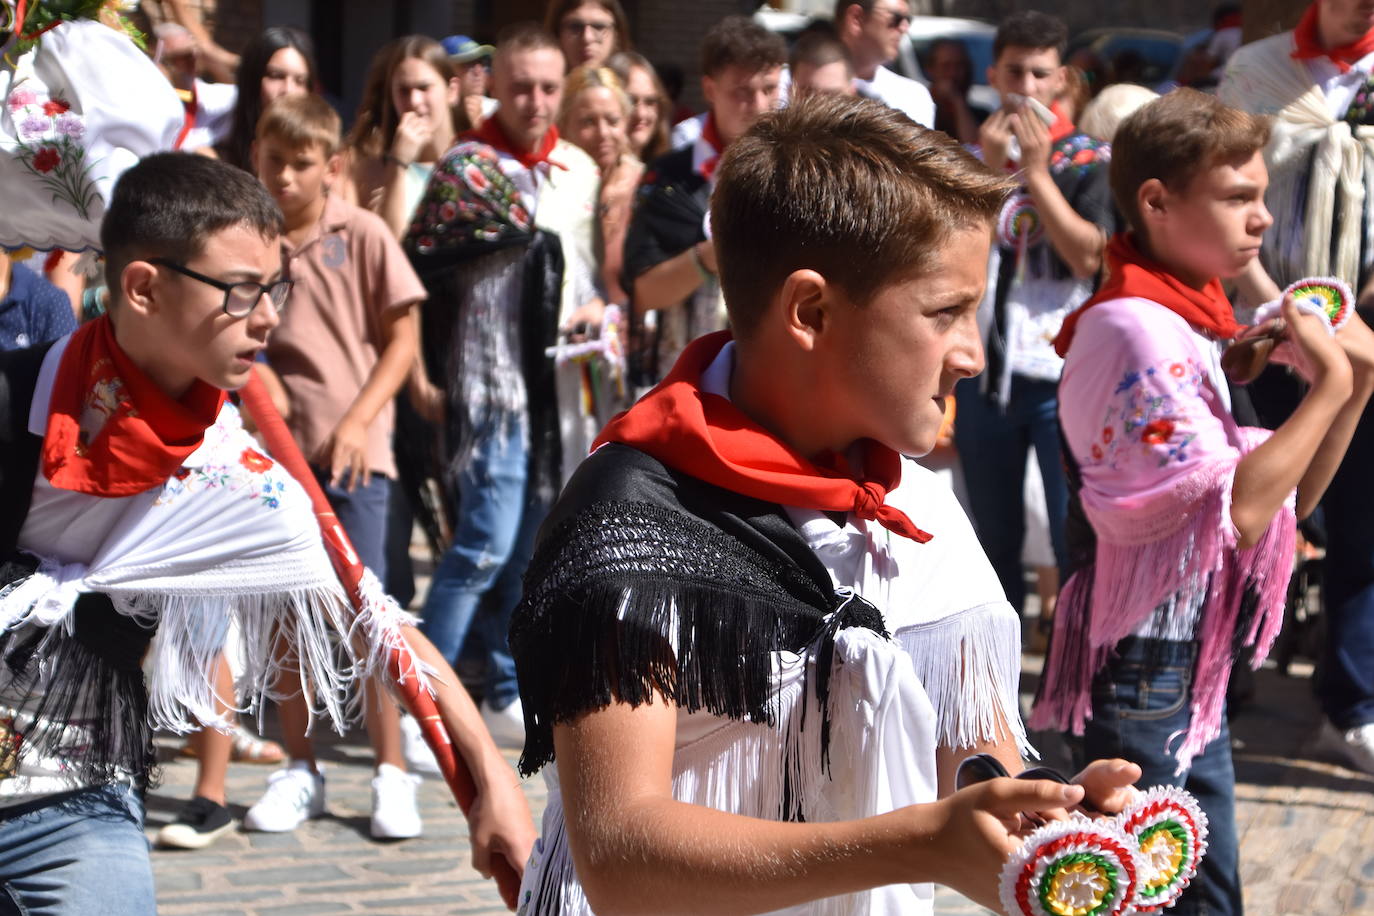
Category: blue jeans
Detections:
[
  {"x1": 0, "y1": 783, "x2": 154, "y2": 915},
  {"x1": 1080, "y1": 637, "x2": 1242, "y2": 916},
  {"x1": 1317, "y1": 406, "x2": 1374, "y2": 729},
  {"x1": 311, "y1": 468, "x2": 392, "y2": 583},
  {"x1": 953, "y1": 375, "x2": 1069, "y2": 612},
  {"x1": 419, "y1": 420, "x2": 544, "y2": 709}
]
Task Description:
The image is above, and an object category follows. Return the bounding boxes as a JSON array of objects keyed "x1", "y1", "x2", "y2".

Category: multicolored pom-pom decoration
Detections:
[
  {"x1": 998, "y1": 194, "x2": 1045, "y2": 249},
  {"x1": 1000, "y1": 817, "x2": 1141, "y2": 916},
  {"x1": 1286, "y1": 277, "x2": 1352, "y2": 331},
  {"x1": 1115, "y1": 787, "x2": 1209, "y2": 914},
  {"x1": 1254, "y1": 276, "x2": 1353, "y2": 335}
]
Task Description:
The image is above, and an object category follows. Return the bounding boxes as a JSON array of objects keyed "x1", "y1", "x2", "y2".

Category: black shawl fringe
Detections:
[{"x1": 510, "y1": 499, "x2": 885, "y2": 778}]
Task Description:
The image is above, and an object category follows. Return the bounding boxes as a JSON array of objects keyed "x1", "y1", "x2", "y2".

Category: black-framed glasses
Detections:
[
  {"x1": 150, "y1": 258, "x2": 292, "y2": 317},
  {"x1": 562, "y1": 18, "x2": 613, "y2": 36}
]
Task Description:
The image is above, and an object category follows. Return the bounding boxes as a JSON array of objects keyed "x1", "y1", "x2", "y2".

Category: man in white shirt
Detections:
[{"x1": 834, "y1": 0, "x2": 935, "y2": 127}]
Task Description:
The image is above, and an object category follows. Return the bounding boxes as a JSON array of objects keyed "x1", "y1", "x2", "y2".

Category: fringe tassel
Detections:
[
  {"x1": 896, "y1": 602, "x2": 1035, "y2": 758},
  {"x1": 0, "y1": 598, "x2": 158, "y2": 789},
  {"x1": 1029, "y1": 567, "x2": 1112, "y2": 735}
]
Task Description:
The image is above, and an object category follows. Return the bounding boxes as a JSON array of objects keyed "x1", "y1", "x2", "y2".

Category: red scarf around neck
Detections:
[
  {"x1": 592, "y1": 331, "x2": 933, "y2": 543},
  {"x1": 1053, "y1": 232, "x2": 1240, "y2": 357},
  {"x1": 1291, "y1": 2, "x2": 1374, "y2": 73},
  {"x1": 43, "y1": 314, "x2": 227, "y2": 497},
  {"x1": 469, "y1": 115, "x2": 566, "y2": 171},
  {"x1": 698, "y1": 112, "x2": 725, "y2": 180}
]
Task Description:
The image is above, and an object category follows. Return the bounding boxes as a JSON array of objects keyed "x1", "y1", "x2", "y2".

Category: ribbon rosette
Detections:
[
  {"x1": 997, "y1": 193, "x2": 1045, "y2": 250},
  {"x1": 1000, "y1": 816, "x2": 1141, "y2": 916},
  {"x1": 1254, "y1": 276, "x2": 1353, "y2": 335},
  {"x1": 1115, "y1": 786, "x2": 1208, "y2": 913}
]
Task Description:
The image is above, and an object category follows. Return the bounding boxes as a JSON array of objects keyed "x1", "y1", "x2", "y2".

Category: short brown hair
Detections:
[
  {"x1": 496, "y1": 21, "x2": 563, "y2": 61},
  {"x1": 789, "y1": 29, "x2": 853, "y2": 77},
  {"x1": 712, "y1": 94, "x2": 1014, "y2": 336},
  {"x1": 256, "y1": 93, "x2": 342, "y2": 157},
  {"x1": 1110, "y1": 88, "x2": 1270, "y2": 237},
  {"x1": 700, "y1": 16, "x2": 787, "y2": 78}
]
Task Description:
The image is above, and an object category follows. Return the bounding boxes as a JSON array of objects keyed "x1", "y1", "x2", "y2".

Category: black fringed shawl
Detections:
[
  {"x1": 0, "y1": 342, "x2": 158, "y2": 789},
  {"x1": 510, "y1": 443, "x2": 887, "y2": 780}
]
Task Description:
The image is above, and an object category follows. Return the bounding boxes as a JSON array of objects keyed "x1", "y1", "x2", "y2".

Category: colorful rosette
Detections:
[
  {"x1": 1285, "y1": 277, "x2": 1353, "y2": 332},
  {"x1": 1253, "y1": 276, "x2": 1353, "y2": 335},
  {"x1": 1116, "y1": 786, "x2": 1208, "y2": 913},
  {"x1": 998, "y1": 194, "x2": 1044, "y2": 250},
  {"x1": 1000, "y1": 816, "x2": 1141, "y2": 916}
]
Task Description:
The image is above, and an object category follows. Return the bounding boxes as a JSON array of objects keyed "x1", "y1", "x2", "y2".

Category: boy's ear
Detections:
[
  {"x1": 323, "y1": 151, "x2": 345, "y2": 190},
  {"x1": 701, "y1": 73, "x2": 718, "y2": 109},
  {"x1": 120, "y1": 260, "x2": 159, "y2": 318},
  {"x1": 1137, "y1": 177, "x2": 1168, "y2": 222},
  {"x1": 779, "y1": 268, "x2": 830, "y2": 352}
]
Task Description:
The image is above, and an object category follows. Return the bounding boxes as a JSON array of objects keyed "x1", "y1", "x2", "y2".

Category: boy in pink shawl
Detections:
[{"x1": 1032, "y1": 89, "x2": 1374, "y2": 915}]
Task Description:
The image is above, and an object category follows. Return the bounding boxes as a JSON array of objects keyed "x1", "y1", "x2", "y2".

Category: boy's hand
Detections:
[
  {"x1": 562, "y1": 298, "x2": 607, "y2": 342},
  {"x1": 317, "y1": 417, "x2": 371, "y2": 492},
  {"x1": 1335, "y1": 312, "x2": 1374, "y2": 382},
  {"x1": 390, "y1": 111, "x2": 434, "y2": 167},
  {"x1": 1069, "y1": 758, "x2": 1142, "y2": 815},
  {"x1": 467, "y1": 776, "x2": 537, "y2": 909},
  {"x1": 978, "y1": 109, "x2": 1014, "y2": 167},
  {"x1": 1274, "y1": 295, "x2": 1353, "y2": 388},
  {"x1": 1011, "y1": 107, "x2": 1052, "y2": 174},
  {"x1": 920, "y1": 777, "x2": 1084, "y2": 911}
]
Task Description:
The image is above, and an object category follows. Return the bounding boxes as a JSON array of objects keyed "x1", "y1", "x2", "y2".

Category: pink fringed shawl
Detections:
[{"x1": 1030, "y1": 297, "x2": 1295, "y2": 772}]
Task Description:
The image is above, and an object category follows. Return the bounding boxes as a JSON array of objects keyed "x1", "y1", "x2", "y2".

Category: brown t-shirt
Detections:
[{"x1": 268, "y1": 194, "x2": 425, "y2": 479}]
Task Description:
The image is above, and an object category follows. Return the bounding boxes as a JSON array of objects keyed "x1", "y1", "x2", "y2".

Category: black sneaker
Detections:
[{"x1": 156, "y1": 795, "x2": 235, "y2": 849}]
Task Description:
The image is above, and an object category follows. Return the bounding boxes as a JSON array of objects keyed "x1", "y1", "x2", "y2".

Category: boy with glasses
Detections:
[{"x1": 834, "y1": 0, "x2": 934, "y2": 127}]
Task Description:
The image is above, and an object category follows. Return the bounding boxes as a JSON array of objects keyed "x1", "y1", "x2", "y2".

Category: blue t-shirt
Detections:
[{"x1": 0, "y1": 263, "x2": 76, "y2": 351}]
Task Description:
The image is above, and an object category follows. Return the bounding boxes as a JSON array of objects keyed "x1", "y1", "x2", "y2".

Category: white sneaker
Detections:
[
  {"x1": 1317, "y1": 720, "x2": 1374, "y2": 775},
  {"x1": 398, "y1": 713, "x2": 442, "y2": 777},
  {"x1": 480, "y1": 697, "x2": 526, "y2": 749},
  {"x1": 242, "y1": 761, "x2": 325, "y2": 832},
  {"x1": 370, "y1": 762, "x2": 423, "y2": 839}
]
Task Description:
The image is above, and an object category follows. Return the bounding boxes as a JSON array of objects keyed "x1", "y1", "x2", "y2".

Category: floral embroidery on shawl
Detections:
[
  {"x1": 406, "y1": 143, "x2": 530, "y2": 253},
  {"x1": 6, "y1": 87, "x2": 100, "y2": 220},
  {"x1": 1087, "y1": 359, "x2": 1208, "y2": 467},
  {"x1": 1050, "y1": 133, "x2": 1110, "y2": 178}
]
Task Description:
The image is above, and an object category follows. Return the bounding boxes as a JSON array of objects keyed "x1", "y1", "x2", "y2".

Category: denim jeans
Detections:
[
  {"x1": 0, "y1": 783, "x2": 154, "y2": 915},
  {"x1": 1080, "y1": 637, "x2": 1242, "y2": 916},
  {"x1": 312, "y1": 468, "x2": 392, "y2": 583},
  {"x1": 953, "y1": 374, "x2": 1069, "y2": 611},
  {"x1": 419, "y1": 419, "x2": 544, "y2": 710},
  {"x1": 1317, "y1": 406, "x2": 1374, "y2": 730}
]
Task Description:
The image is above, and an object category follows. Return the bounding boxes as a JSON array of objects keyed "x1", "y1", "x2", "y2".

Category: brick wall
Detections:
[{"x1": 626, "y1": 0, "x2": 772, "y2": 112}]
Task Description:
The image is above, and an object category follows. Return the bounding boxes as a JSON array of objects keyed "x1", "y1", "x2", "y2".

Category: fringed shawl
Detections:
[
  {"x1": 1030, "y1": 298, "x2": 1294, "y2": 773},
  {"x1": 1219, "y1": 32, "x2": 1374, "y2": 290},
  {"x1": 0, "y1": 341, "x2": 423, "y2": 790}
]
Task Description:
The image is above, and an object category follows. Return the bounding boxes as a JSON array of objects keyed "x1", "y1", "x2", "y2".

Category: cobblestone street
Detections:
[{"x1": 148, "y1": 642, "x2": 1374, "y2": 915}]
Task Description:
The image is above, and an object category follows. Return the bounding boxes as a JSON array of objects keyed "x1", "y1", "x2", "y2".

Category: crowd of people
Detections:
[{"x1": 3, "y1": 0, "x2": 1374, "y2": 913}]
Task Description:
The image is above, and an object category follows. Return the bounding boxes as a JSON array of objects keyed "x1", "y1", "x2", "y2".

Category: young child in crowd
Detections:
[
  {"x1": 0, "y1": 152, "x2": 533, "y2": 912},
  {"x1": 247, "y1": 93, "x2": 429, "y2": 839},
  {"x1": 509, "y1": 93, "x2": 1140, "y2": 915},
  {"x1": 1032, "y1": 89, "x2": 1374, "y2": 915}
]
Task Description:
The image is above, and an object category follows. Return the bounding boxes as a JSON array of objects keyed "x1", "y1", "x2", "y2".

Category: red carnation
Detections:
[
  {"x1": 43, "y1": 99, "x2": 70, "y2": 116},
  {"x1": 31, "y1": 146, "x2": 60, "y2": 173},
  {"x1": 239, "y1": 448, "x2": 274, "y2": 473},
  {"x1": 1141, "y1": 418, "x2": 1175, "y2": 444}
]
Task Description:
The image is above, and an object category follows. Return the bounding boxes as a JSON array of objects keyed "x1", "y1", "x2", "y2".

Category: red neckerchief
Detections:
[
  {"x1": 1215, "y1": 11, "x2": 1242, "y2": 30},
  {"x1": 698, "y1": 112, "x2": 725, "y2": 180},
  {"x1": 468, "y1": 116, "x2": 567, "y2": 171},
  {"x1": 1054, "y1": 232, "x2": 1239, "y2": 357},
  {"x1": 43, "y1": 314, "x2": 227, "y2": 496},
  {"x1": 173, "y1": 86, "x2": 197, "y2": 151},
  {"x1": 1291, "y1": 2, "x2": 1374, "y2": 73},
  {"x1": 592, "y1": 331, "x2": 933, "y2": 543}
]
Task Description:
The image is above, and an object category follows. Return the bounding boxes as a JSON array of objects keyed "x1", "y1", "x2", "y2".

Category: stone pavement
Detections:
[{"x1": 149, "y1": 652, "x2": 1374, "y2": 916}]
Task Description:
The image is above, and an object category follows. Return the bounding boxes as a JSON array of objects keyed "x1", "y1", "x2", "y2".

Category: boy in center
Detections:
[{"x1": 509, "y1": 94, "x2": 1139, "y2": 914}]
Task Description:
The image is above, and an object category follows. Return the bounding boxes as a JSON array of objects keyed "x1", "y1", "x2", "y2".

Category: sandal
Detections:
[{"x1": 176, "y1": 725, "x2": 286, "y2": 765}]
